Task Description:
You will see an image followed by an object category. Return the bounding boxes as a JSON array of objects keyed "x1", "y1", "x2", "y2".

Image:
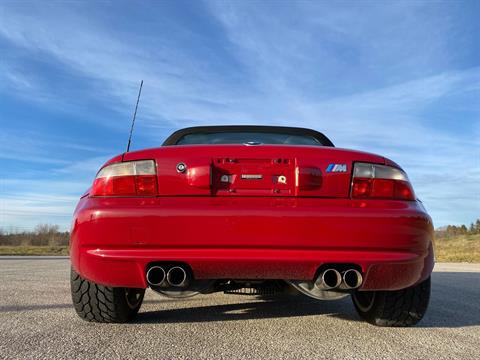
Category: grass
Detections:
[
  {"x1": 0, "y1": 246, "x2": 69, "y2": 256},
  {"x1": 0, "y1": 235, "x2": 478, "y2": 262},
  {"x1": 435, "y1": 234, "x2": 480, "y2": 263}
]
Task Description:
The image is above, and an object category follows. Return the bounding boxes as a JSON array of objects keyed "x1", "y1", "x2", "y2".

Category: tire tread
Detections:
[
  {"x1": 70, "y1": 268, "x2": 143, "y2": 323},
  {"x1": 353, "y1": 277, "x2": 430, "y2": 327}
]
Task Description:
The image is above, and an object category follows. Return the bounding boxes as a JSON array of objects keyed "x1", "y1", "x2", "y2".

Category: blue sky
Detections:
[{"x1": 0, "y1": 1, "x2": 479, "y2": 231}]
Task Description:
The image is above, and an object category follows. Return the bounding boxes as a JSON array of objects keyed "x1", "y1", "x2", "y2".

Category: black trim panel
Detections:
[{"x1": 162, "y1": 125, "x2": 334, "y2": 147}]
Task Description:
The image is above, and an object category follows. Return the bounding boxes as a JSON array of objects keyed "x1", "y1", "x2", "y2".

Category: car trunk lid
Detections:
[{"x1": 122, "y1": 145, "x2": 385, "y2": 198}]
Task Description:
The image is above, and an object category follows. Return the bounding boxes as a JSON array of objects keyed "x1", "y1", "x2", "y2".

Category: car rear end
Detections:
[{"x1": 70, "y1": 126, "x2": 434, "y2": 325}]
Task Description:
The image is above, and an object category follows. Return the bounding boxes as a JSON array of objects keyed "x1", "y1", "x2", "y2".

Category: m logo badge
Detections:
[{"x1": 326, "y1": 164, "x2": 347, "y2": 173}]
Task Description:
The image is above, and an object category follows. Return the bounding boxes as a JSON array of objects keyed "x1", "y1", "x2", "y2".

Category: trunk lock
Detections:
[{"x1": 176, "y1": 162, "x2": 187, "y2": 173}]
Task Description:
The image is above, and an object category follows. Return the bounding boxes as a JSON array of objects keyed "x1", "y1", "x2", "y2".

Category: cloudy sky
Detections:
[{"x1": 0, "y1": 1, "x2": 479, "y2": 230}]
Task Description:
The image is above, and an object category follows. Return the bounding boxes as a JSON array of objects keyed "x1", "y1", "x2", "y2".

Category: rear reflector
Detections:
[
  {"x1": 351, "y1": 163, "x2": 415, "y2": 200},
  {"x1": 91, "y1": 160, "x2": 158, "y2": 196}
]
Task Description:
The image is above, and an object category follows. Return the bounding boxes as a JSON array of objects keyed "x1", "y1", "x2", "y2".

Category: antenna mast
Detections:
[{"x1": 126, "y1": 80, "x2": 143, "y2": 152}]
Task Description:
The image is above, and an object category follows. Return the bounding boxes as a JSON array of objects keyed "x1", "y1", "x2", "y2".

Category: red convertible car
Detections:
[{"x1": 70, "y1": 126, "x2": 434, "y2": 326}]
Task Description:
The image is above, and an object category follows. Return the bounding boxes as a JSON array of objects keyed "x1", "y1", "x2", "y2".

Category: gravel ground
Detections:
[{"x1": 0, "y1": 259, "x2": 479, "y2": 359}]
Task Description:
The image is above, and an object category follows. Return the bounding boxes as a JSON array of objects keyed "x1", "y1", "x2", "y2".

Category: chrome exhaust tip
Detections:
[
  {"x1": 166, "y1": 266, "x2": 189, "y2": 287},
  {"x1": 146, "y1": 266, "x2": 166, "y2": 286},
  {"x1": 315, "y1": 268, "x2": 342, "y2": 290},
  {"x1": 342, "y1": 269, "x2": 363, "y2": 289}
]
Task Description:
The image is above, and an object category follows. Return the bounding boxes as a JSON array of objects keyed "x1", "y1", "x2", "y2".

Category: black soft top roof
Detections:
[{"x1": 162, "y1": 125, "x2": 334, "y2": 147}]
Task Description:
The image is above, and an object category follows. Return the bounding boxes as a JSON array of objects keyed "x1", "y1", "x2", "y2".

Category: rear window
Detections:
[{"x1": 175, "y1": 132, "x2": 323, "y2": 146}]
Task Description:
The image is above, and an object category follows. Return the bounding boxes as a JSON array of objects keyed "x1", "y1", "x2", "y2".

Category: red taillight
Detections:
[
  {"x1": 393, "y1": 180, "x2": 415, "y2": 200},
  {"x1": 351, "y1": 163, "x2": 415, "y2": 201},
  {"x1": 91, "y1": 160, "x2": 158, "y2": 196},
  {"x1": 135, "y1": 175, "x2": 157, "y2": 195},
  {"x1": 352, "y1": 178, "x2": 372, "y2": 197}
]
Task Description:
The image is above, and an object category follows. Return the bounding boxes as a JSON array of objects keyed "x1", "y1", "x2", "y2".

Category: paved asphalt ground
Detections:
[{"x1": 0, "y1": 259, "x2": 479, "y2": 360}]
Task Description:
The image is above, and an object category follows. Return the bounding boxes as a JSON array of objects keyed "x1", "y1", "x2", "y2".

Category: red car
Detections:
[{"x1": 70, "y1": 126, "x2": 434, "y2": 326}]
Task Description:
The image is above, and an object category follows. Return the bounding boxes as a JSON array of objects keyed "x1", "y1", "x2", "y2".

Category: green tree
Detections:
[{"x1": 469, "y1": 223, "x2": 475, "y2": 234}]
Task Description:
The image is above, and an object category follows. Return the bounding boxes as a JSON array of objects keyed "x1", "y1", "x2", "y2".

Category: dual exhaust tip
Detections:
[
  {"x1": 146, "y1": 265, "x2": 189, "y2": 288},
  {"x1": 147, "y1": 265, "x2": 361, "y2": 290},
  {"x1": 315, "y1": 268, "x2": 363, "y2": 290}
]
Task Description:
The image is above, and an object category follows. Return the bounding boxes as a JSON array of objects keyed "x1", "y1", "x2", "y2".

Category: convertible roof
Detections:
[{"x1": 162, "y1": 125, "x2": 334, "y2": 147}]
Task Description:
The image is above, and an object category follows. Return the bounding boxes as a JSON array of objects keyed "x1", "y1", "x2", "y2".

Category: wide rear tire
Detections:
[
  {"x1": 352, "y1": 276, "x2": 430, "y2": 327},
  {"x1": 70, "y1": 268, "x2": 145, "y2": 323}
]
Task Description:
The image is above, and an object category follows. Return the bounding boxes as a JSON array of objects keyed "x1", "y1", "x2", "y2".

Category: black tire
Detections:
[
  {"x1": 352, "y1": 276, "x2": 430, "y2": 327},
  {"x1": 70, "y1": 268, "x2": 145, "y2": 323}
]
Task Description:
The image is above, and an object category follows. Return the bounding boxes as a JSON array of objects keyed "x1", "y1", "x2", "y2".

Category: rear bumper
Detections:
[{"x1": 70, "y1": 197, "x2": 434, "y2": 291}]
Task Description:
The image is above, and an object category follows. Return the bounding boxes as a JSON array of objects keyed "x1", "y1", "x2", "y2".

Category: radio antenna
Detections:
[{"x1": 126, "y1": 80, "x2": 143, "y2": 153}]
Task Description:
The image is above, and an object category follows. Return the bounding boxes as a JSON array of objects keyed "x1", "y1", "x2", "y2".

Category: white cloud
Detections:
[
  {"x1": 0, "y1": 178, "x2": 91, "y2": 230},
  {"x1": 0, "y1": 130, "x2": 108, "y2": 165}
]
